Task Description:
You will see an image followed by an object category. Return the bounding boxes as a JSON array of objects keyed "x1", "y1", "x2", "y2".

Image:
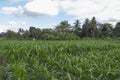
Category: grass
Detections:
[{"x1": 0, "y1": 40, "x2": 120, "y2": 80}]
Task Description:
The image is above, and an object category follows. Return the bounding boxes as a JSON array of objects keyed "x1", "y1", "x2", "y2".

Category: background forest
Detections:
[{"x1": 1, "y1": 17, "x2": 120, "y2": 40}]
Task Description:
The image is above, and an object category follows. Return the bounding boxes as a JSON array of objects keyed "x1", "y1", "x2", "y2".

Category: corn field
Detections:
[{"x1": 0, "y1": 40, "x2": 120, "y2": 80}]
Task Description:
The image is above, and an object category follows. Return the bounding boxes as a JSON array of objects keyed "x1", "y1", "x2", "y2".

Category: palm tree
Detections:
[
  {"x1": 90, "y1": 17, "x2": 97, "y2": 38},
  {"x1": 55, "y1": 20, "x2": 70, "y2": 32},
  {"x1": 74, "y1": 20, "x2": 81, "y2": 36}
]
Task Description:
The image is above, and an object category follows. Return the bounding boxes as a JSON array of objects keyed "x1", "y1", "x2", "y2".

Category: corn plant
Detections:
[{"x1": 0, "y1": 40, "x2": 120, "y2": 80}]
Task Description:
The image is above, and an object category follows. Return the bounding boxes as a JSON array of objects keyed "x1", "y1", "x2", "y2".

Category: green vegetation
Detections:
[
  {"x1": 0, "y1": 40, "x2": 120, "y2": 80},
  {"x1": 1, "y1": 17, "x2": 120, "y2": 40}
]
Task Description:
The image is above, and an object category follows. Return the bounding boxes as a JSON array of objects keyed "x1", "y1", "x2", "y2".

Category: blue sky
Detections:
[{"x1": 0, "y1": 0, "x2": 120, "y2": 32}]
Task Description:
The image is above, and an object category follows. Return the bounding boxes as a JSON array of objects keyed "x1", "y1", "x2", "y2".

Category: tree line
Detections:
[{"x1": 0, "y1": 17, "x2": 120, "y2": 40}]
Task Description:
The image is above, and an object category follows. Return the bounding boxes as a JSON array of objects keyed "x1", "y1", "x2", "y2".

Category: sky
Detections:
[{"x1": 0, "y1": 0, "x2": 120, "y2": 32}]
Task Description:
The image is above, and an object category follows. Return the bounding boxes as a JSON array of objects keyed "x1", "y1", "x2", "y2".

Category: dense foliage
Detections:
[
  {"x1": 1, "y1": 17, "x2": 120, "y2": 40},
  {"x1": 0, "y1": 40, "x2": 120, "y2": 80}
]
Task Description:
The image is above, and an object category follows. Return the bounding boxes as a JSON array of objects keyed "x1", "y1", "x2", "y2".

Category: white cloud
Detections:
[
  {"x1": 60, "y1": 0, "x2": 120, "y2": 22},
  {"x1": 7, "y1": 20, "x2": 27, "y2": 26},
  {"x1": 24, "y1": 0, "x2": 59, "y2": 16},
  {"x1": 1, "y1": 0, "x2": 120, "y2": 23},
  {"x1": 1, "y1": 6, "x2": 24, "y2": 16},
  {"x1": 8, "y1": 0, "x2": 20, "y2": 2},
  {"x1": 1, "y1": 0, "x2": 59, "y2": 17},
  {"x1": 0, "y1": 25, "x2": 8, "y2": 32},
  {"x1": 21, "y1": 22, "x2": 26, "y2": 26},
  {"x1": 0, "y1": 21, "x2": 27, "y2": 32},
  {"x1": 0, "y1": 24, "x2": 18, "y2": 32},
  {"x1": 8, "y1": 21, "x2": 18, "y2": 26}
]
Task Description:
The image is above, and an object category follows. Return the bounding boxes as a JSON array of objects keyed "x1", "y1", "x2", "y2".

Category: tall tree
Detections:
[
  {"x1": 17, "y1": 28, "x2": 24, "y2": 39},
  {"x1": 73, "y1": 20, "x2": 81, "y2": 36},
  {"x1": 82, "y1": 18, "x2": 90, "y2": 37},
  {"x1": 55, "y1": 21, "x2": 70, "y2": 32},
  {"x1": 18, "y1": 28, "x2": 24, "y2": 35},
  {"x1": 90, "y1": 17, "x2": 97, "y2": 38},
  {"x1": 5, "y1": 30, "x2": 17, "y2": 39},
  {"x1": 114, "y1": 22, "x2": 120, "y2": 37},
  {"x1": 41, "y1": 28, "x2": 54, "y2": 40},
  {"x1": 34, "y1": 28, "x2": 41, "y2": 39},
  {"x1": 23, "y1": 30, "x2": 30, "y2": 39},
  {"x1": 101, "y1": 23, "x2": 113, "y2": 37},
  {"x1": 29, "y1": 27, "x2": 36, "y2": 39}
]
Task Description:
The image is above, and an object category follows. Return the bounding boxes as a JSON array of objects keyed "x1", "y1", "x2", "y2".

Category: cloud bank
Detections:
[
  {"x1": 60, "y1": 0, "x2": 120, "y2": 22},
  {"x1": 1, "y1": 0, "x2": 120, "y2": 22},
  {"x1": 8, "y1": 0, "x2": 20, "y2": 2},
  {"x1": 0, "y1": 21, "x2": 27, "y2": 32},
  {"x1": 2, "y1": 0, "x2": 59, "y2": 17},
  {"x1": 24, "y1": 0, "x2": 59, "y2": 16},
  {"x1": 1, "y1": 6, "x2": 24, "y2": 16}
]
